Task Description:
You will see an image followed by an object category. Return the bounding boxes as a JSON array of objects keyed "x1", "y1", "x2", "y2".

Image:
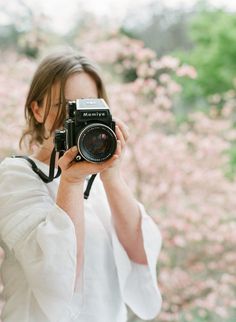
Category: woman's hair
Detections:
[{"x1": 20, "y1": 48, "x2": 109, "y2": 151}]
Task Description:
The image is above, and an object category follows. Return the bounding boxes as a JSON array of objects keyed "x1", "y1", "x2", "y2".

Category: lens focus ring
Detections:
[{"x1": 77, "y1": 123, "x2": 117, "y2": 163}]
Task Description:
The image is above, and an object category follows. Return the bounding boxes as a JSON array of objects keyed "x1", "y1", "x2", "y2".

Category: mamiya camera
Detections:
[{"x1": 54, "y1": 98, "x2": 117, "y2": 163}]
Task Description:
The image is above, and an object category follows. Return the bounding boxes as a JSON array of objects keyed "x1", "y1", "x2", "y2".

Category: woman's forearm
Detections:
[
  {"x1": 102, "y1": 174, "x2": 148, "y2": 265},
  {"x1": 56, "y1": 177, "x2": 85, "y2": 288}
]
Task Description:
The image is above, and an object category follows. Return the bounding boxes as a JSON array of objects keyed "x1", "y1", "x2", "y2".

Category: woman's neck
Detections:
[{"x1": 30, "y1": 138, "x2": 55, "y2": 166}]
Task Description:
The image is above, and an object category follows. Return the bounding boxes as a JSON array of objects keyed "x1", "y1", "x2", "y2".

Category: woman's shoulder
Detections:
[
  {"x1": 0, "y1": 156, "x2": 46, "y2": 191},
  {"x1": 1, "y1": 156, "x2": 35, "y2": 176}
]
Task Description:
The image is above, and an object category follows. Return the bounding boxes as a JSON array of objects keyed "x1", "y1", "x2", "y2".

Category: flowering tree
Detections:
[
  {"x1": 0, "y1": 32, "x2": 236, "y2": 321},
  {"x1": 0, "y1": 52, "x2": 36, "y2": 159},
  {"x1": 83, "y1": 34, "x2": 236, "y2": 321}
]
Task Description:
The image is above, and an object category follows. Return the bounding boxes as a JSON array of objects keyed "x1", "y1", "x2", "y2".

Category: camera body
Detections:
[{"x1": 54, "y1": 98, "x2": 117, "y2": 163}]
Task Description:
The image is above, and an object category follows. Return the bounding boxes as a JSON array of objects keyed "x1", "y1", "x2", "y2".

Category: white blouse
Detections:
[{"x1": 0, "y1": 157, "x2": 162, "y2": 322}]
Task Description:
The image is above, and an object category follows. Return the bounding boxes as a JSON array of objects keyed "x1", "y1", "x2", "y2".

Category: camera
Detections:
[{"x1": 54, "y1": 98, "x2": 117, "y2": 163}]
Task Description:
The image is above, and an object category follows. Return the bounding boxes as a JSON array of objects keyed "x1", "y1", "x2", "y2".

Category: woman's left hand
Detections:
[{"x1": 100, "y1": 118, "x2": 129, "y2": 183}]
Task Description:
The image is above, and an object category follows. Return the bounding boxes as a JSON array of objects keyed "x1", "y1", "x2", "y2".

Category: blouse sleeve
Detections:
[
  {"x1": 111, "y1": 202, "x2": 162, "y2": 320},
  {"x1": 0, "y1": 159, "x2": 77, "y2": 322}
]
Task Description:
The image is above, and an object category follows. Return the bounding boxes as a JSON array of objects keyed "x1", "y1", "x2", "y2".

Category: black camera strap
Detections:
[
  {"x1": 12, "y1": 148, "x2": 62, "y2": 183},
  {"x1": 84, "y1": 174, "x2": 97, "y2": 199},
  {"x1": 11, "y1": 148, "x2": 96, "y2": 199}
]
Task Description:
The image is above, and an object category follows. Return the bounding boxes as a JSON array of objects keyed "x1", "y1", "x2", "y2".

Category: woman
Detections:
[{"x1": 0, "y1": 49, "x2": 162, "y2": 322}]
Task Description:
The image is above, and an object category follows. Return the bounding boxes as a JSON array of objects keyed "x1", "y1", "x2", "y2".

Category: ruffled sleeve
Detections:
[
  {"x1": 111, "y1": 202, "x2": 162, "y2": 320},
  {"x1": 0, "y1": 158, "x2": 77, "y2": 322}
]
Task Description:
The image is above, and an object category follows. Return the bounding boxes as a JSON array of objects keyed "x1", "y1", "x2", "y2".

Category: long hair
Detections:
[{"x1": 20, "y1": 48, "x2": 109, "y2": 151}]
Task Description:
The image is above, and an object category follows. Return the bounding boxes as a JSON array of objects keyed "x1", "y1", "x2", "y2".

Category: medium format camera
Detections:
[{"x1": 54, "y1": 98, "x2": 117, "y2": 163}]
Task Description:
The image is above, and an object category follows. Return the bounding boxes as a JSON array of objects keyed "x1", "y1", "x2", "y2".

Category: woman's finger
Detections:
[
  {"x1": 113, "y1": 118, "x2": 129, "y2": 141},
  {"x1": 114, "y1": 140, "x2": 122, "y2": 157},
  {"x1": 115, "y1": 126, "x2": 126, "y2": 149},
  {"x1": 58, "y1": 146, "x2": 78, "y2": 170},
  {"x1": 97, "y1": 153, "x2": 119, "y2": 171}
]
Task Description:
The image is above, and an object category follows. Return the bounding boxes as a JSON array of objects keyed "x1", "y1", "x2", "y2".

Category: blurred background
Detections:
[{"x1": 0, "y1": 0, "x2": 236, "y2": 321}]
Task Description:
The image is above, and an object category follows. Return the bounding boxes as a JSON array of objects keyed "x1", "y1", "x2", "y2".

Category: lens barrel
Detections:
[{"x1": 77, "y1": 123, "x2": 117, "y2": 163}]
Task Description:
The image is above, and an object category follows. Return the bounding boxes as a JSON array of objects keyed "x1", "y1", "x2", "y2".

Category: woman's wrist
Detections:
[
  {"x1": 100, "y1": 168, "x2": 123, "y2": 187},
  {"x1": 60, "y1": 174, "x2": 86, "y2": 186},
  {"x1": 57, "y1": 176, "x2": 85, "y2": 213}
]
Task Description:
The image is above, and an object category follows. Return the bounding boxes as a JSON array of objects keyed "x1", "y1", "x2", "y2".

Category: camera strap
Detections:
[
  {"x1": 11, "y1": 148, "x2": 97, "y2": 199},
  {"x1": 12, "y1": 148, "x2": 62, "y2": 183},
  {"x1": 84, "y1": 174, "x2": 97, "y2": 199}
]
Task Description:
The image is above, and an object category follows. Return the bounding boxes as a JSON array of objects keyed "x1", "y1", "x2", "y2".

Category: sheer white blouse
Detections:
[{"x1": 0, "y1": 157, "x2": 162, "y2": 322}]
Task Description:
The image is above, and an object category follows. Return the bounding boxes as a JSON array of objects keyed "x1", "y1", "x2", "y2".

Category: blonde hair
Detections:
[{"x1": 20, "y1": 48, "x2": 109, "y2": 151}]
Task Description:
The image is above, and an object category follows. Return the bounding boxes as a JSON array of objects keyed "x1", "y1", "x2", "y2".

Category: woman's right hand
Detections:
[{"x1": 57, "y1": 146, "x2": 120, "y2": 185}]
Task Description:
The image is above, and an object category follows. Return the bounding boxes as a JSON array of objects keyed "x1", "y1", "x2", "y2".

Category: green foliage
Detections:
[
  {"x1": 177, "y1": 8, "x2": 236, "y2": 101},
  {"x1": 119, "y1": 26, "x2": 138, "y2": 40},
  {"x1": 225, "y1": 143, "x2": 236, "y2": 180},
  {"x1": 0, "y1": 25, "x2": 20, "y2": 50}
]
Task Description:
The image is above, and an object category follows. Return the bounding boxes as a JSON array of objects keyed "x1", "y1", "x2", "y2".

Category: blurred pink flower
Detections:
[{"x1": 176, "y1": 64, "x2": 197, "y2": 79}]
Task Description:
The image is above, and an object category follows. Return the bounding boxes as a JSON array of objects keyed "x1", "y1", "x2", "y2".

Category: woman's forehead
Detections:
[
  {"x1": 48, "y1": 72, "x2": 99, "y2": 102},
  {"x1": 64, "y1": 72, "x2": 98, "y2": 100}
]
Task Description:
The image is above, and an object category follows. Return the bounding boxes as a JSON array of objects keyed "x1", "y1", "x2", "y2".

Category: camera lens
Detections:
[{"x1": 77, "y1": 124, "x2": 117, "y2": 162}]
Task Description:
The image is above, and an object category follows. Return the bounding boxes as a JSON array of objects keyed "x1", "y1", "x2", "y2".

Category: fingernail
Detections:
[{"x1": 72, "y1": 146, "x2": 77, "y2": 152}]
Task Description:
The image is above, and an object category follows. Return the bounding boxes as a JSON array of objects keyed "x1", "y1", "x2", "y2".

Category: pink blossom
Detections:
[{"x1": 176, "y1": 64, "x2": 197, "y2": 79}]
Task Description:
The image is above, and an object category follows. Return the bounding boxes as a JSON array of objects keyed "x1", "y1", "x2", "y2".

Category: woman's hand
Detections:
[
  {"x1": 100, "y1": 118, "x2": 129, "y2": 183},
  {"x1": 57, "y1": 118, "x2": 129, "y2": 185},
  {"x1": 58, "y1": 144, "x2": 120, "y2": 185}
]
